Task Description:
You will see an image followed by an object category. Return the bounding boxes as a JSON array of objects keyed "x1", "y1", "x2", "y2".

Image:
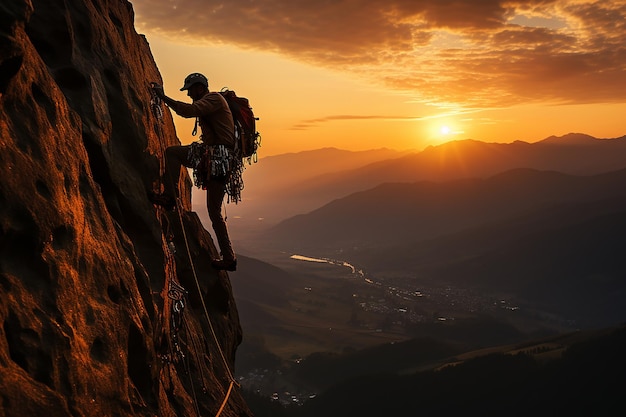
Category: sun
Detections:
[{"x1": 424, "y1": 119, "x2": 465, "y2": 145}]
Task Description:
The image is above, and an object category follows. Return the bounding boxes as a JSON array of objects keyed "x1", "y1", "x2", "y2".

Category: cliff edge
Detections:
[{"x1": 0, "y1": 0, "x2": 250, "y2": 415}]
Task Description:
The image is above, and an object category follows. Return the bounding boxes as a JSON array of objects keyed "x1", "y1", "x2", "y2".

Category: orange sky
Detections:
[{"x1": 130, "y1": 0, "x2": 626, "y2": 156}]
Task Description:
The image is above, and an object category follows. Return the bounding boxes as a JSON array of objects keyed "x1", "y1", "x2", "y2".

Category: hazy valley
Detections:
[{"x1": 208, "y1": 134, "x2": 626, "y2": 414}]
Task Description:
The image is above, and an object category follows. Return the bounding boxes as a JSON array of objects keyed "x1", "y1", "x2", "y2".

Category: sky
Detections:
[{"x1": 130, "y1": 0, "x2": 626, "y2": 156}]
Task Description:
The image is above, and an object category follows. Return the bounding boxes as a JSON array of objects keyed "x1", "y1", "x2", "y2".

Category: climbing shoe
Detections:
[
  {"x1": 148, "y1": 192, "x2": 176, "y2": 211},
  {"x1": 212, "y1": 258, "x2": 237, "y2": 272}
]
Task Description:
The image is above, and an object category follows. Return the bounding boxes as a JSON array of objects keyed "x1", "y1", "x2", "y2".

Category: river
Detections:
[{"x1": 290, "y1": 254, "x2": 362, "y2": 276}]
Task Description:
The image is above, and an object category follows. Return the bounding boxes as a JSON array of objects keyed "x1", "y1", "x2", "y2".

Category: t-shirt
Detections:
[{"x1": 168, "y1": 92, "x2": 235, "y2": 148}]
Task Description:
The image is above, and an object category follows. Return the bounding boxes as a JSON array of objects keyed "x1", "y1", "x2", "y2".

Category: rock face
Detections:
[{"x1": 0, "y1": 1, "x2": 250, "y2": 416}]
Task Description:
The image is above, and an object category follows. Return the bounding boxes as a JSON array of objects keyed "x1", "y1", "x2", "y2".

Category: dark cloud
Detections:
[{"x1": 131, "y1": 0, "x2": 626, "y2": 106}]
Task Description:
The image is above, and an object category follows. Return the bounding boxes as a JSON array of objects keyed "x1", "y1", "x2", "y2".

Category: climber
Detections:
[{"x1": 150, "y1": 73, "x2": 237, "y2": 272}]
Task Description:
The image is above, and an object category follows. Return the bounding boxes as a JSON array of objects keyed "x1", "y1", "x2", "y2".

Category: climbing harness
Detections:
[
  {"x1": 187, "y1": 141, "x2": 244, "y2": 204},
  {"x1": 188, "y1": 143, "x2": 231, "y2": 186}
]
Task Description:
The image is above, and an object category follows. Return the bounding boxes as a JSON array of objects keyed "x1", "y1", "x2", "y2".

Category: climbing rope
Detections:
[
  {"x1": 172, "y1": 198, "x2": 237, "y2": 383},
  {"x1": 172, "y1": 196, "x2": 238, "y2": 416},
  {"x1": 215, "y1": 380, "x2": 236, "y2": 417},
  {"x1": 158, "y1": 179, "x2": 238, "y2": 417}
]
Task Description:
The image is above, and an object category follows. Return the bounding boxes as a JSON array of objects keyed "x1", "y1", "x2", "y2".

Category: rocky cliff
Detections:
[{"x1": 0, "y1": 0, "x2": 250, "y2": 415}]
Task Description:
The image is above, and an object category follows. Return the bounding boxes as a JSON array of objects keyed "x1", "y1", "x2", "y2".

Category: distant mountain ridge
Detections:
[
  {"x1": 288, "y1": 133, "x2": 626, "y2": 214},
  {"x1": 263, "y1": 167, "x2": 626, "y2": 327},
  {"x1": 242, "y1": 147, "x2": 407, "y2": 192},
  {"x1": 267, "y1": 167, "x2": 626, "y2": 251},
  {"x1": 220, "y1": 147, "x2": 409, "y2": 233},
  {"x1": 225, "y1": 134, "x2": 626, "y2": 236}
]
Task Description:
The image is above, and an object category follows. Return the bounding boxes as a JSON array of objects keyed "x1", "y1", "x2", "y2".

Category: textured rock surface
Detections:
[{"x1": 0, "y1": 0, "x2": 250, "y2": 415}]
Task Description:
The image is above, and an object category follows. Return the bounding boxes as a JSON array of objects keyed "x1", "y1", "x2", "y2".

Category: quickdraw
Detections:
[
  {"x1": 226, "y1": 157, "x2": 243, "y2": 204},
  {"x1": 168, "y1": 280, "x2": 187, "y2": 362},
  {"x1": 149, "y1": 83, "x2": 164, "y2": 122}
]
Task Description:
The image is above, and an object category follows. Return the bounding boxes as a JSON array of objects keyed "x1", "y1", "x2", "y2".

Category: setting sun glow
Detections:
[{"x1": 130, "y1": 0, "x2": 626, "y2": 155}]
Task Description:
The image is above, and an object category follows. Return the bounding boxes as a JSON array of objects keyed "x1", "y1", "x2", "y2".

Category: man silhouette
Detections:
[{"x1": 150, "y1": 73, "x2": 237, "y2": 271}]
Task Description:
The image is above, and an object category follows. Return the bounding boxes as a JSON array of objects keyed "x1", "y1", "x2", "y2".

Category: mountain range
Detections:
[
  {"x1": 232, "y1": 134, "x2": 626, "y2": 329},
  {"x1": 223, "y1": 133, "x2": 626, "y2": 239},
  {"x1": 267, "y1": 167, "x2": 624, "y2": 247},
  {"x1": 212, "y1": 147, "x2": 408, "y2": 238}
]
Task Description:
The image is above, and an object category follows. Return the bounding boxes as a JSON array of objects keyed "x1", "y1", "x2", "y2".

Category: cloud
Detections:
[
  {"x1": 290, "y1": 114, "x2": 422, "y2": 130},
  {"x1": 131, "y1": 0, "x2": 626, "y2": 107}
]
